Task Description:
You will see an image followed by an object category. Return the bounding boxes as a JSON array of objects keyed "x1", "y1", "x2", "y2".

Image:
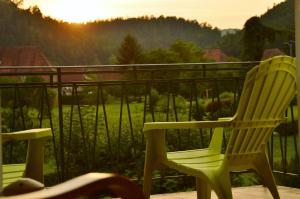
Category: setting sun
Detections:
[
  {"x1": 21, "y1": 0, "x2": 285, "y2": 28},
  {"x1": 23, "y1": 0, "x2": 115, "y2": 23}
]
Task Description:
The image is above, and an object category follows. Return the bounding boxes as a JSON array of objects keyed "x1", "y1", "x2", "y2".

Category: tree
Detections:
[
  {"x1": 143, "y1": 48, "x2": 179, "y2": 63},
  {"x1": 117, "y1": 34, "x2": 142, "y2": 64},
  {"x1": 170, "y1": 40, "x2": 206, "y2": 62},
  {"x1": 242, "y1": 17, "x2": 276, "y2": 61},
  {"x1": 219, "y1": 31, "x2": 242, "y2": 58}
]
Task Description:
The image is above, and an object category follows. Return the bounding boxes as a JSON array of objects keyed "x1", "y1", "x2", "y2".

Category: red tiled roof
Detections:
[
  {"x1": 262, "y1": 48, "x2": 284, "y2": 60},
  {"x1": 0, "y1": 46, "x2": 53, "y2": 77},
  {"x1": 0, "y1": 46, "x2": 87, "y2": 82},
  {"x1": 60, "y1": 67, "x2": 86, "y2": 82},
  {"x1": 0, "y1": 46, "x2": 51, "y2": 66},
  {"x1": 203, "y1": 48, "x2": 229, "y2": 62}
]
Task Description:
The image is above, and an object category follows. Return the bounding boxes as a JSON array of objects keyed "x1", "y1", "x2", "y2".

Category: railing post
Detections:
[
  {"x1": 57, "y1": 68, "x2": 65, "y2": 181},
  {"x1": 295, "y1": 0, "x2": 300, "y2": 167},
  {"x1": 202, "y1": 64, "x2": 206, "y2": 77},
  {"x1": 0, "y1": 89, "x2": 2, "y2": 192}
]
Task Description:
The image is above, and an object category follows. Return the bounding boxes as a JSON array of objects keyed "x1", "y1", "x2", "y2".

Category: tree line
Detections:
[{"x1": 0, "y1": 0, "x2": 295, "y2": 66}]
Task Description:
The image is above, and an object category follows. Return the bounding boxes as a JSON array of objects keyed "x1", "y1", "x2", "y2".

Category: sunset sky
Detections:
[{"x1": 21, "y1": 0, "x2": 285, "y2": 29}]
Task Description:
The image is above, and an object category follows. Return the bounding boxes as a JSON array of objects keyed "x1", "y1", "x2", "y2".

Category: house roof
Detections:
[
  {"x1": 0, "y1": 46, "x2": 52, "y2": 75},
  {"x1": 262, "y1": 48, "x2": 285, "y2": 60},
  {"x1": 60, "y1": 67, "x2": 86, "y2": 82},
  {"x1": 203, "y1": 48, "x2": 229, "y2": 62},
  {"x1": 0, "y1": 46, "x2": 87, "y2": 82},
  {"x1": 0, "y1": 46, "x2": 51, "y2": 66}
]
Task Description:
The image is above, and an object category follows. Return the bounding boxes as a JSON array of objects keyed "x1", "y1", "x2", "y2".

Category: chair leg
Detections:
[
  {"x1": 196, "y1": 177, "x2": 211, "y2": 199},
  {"x1": 210, "y1": 170, "x2": 233, "y2": 199},
  {"x1": 143, "y1": 171, "x2": 152, "y2": 199},
  {"x1": 253, "y1": 155, "x2": 280, "y2": 199},
  {"x1": 143, "y1": 161, "x2": 154, "y2": 199}
]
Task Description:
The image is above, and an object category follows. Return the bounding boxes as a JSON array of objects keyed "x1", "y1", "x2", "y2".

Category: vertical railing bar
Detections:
[
  {"x1": 142, "y1": 83, "x2": 148, "y2": 144},
  {"x1": 124, "y1": 83, "x2": 136, "y2": 157},
  {"x1": 267, "y1": 142, "x2": 271, "y2": 167},
  {"x1": 39, "y1": 87, "x2": 44, "y2": 128},
  {"x1": 93, "y1": 84, "x2": 100, "y2": 167},
  {"x1": 66, "y1": 86, "x2": 75, "y2": 178},
  {"x1": 270, "y1": 131, "x2": 274, "y2": 170},
  {"x1": 233, "y1": 78, "x2": 240, "y2": 113},
  {"x1": 187, "y1": 81, "x2": 193, "y2": 146},
  {"x1": 9, "y1": 86, "x2": 18, "y2": 164},
  {"x1": 283, "y1": 110, "x2": 288, "y2": 173},
  {"x1": 12, "y1": 86, "x2": 17, "y2": 131},
  {"x1": 290, "y1": 101, "x2": 300, "y2": 171},
  {"x1": 166, "y1": 82, "x2": 171, "y2": 122},
  {"x1": 100, "y1": 85, "x2": 111, "y2": 154},
  {"x1": 117, "y1": 84, "x2": 124, "y2": 167},
  {"x1": 143, "y1": 83, "x2": 148, "y2": 124},
  {"x1": 279, "y1": 131, "x2": 285, "y2": 170},
  {"x1": 148, "y1": 82, "x2": 155, "y2": 122},
  {"x1": 171, "y1": 83, "x2": 180, "y2": 149},
  {"x1": 194, "y1": 81, "x2": 204, "y2": 148},
  {"x1": 44, "y1": 86, "x2": 61, "y2": 181},
  {"x1": 202, "y1": 64, "x2": 206, "y2": 77},
  {"x1": 164, "y1": 82, "x2": 171, "y2": 141},
  {"x1": 57, "y1": 68, "x2": 65, "y2": 181},
  {"x1": 74, "y1": 86, "x2": 89, "y2": 170},
  {"x1": 16, "y1": 87, "x2": 26, "y2": 129}
]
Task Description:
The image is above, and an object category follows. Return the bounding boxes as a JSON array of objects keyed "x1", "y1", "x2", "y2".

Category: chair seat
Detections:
[
  {"x1": 167, "y1": 149, "x2": 224, "y2": 173},
  {"x1": 3, "y1": 164, "x2": 26, "y2": 187}
]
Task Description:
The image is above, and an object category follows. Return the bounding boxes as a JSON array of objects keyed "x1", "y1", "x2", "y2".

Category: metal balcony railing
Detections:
[{"x1": 0, "y1": 61, "x2": 299, "y2": 191}]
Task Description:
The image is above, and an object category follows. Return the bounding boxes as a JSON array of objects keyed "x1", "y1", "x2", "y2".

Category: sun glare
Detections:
[
  {"x1": 22, "y1": 0, "x2": 286, "y2": 28},
  {"x1": 24, "y1": 0, "x2": 114, "y2": 23},
  {"x1": 53, "y1": 1, "x2": 113, "y2": 23}
]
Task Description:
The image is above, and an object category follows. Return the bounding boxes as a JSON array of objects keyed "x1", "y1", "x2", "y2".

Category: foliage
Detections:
[
  {"x1": 260, "y1": 0, "x2": 295, "y2": 32},
  {"x1": 218, "y1": 0, "x2": 294, "y2": 60},
  {"x1": 219, "y1": 31, "x2": 243, "y2": 58},
  {"x1": 143, "y1": 48, "x2": 179, "y2": 64},
  {"x1": 117, "y1": 34, "x2": 143, "y2": 64},
  {"x1": 0, "y1": 0, "x2": 222, "y2": 65},
  {"x1": 169, "y1": 40, "x2": 206, "y2": 63},
  {"x1": 242, "y1": 17, "x2": 277, "y2": 61},
  {"x1": 231, "y1": 173, "x2": 259, "y2": 187}
]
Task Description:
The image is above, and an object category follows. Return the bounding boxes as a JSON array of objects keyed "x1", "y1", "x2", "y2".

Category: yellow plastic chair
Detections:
[
  {"x1": 2, "y1": 128, "x2": 52, "y2": 187},
  {"x1": 143, "y1": 56, "x2": 296, "y2": 199}
]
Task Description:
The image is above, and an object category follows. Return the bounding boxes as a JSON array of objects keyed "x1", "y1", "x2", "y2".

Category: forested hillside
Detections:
[
  {"x1": 220, "y1": 0, "x2": 294, "y2": 59},
  {"x1": 0, "y1": 0, "x2": 221, "y2": 65},
  {"x1": 261, "y1": 0, "x2": 294, "y2": 31}
]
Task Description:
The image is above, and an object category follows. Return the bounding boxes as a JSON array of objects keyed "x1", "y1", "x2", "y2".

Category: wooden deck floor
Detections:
[{"x1": 151, "y1": 186, "x2": 300, "y2": 199}]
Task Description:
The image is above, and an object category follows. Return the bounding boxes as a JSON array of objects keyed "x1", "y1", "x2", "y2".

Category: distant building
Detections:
[
  {"x1": 262, "y1": 48, "x2": 285, "y2": 60},
  {"x1": 60, "y1": 67, "x2": 86, "y2": 83},
  {"x1": 0, "y1": 46, "x2": 53, "y2": 81},
  {"x1": 0, "y1": 46, "x2": 87, "y2": 83},
  {"x1": 203, "y1": 48, "x2": 229, "y2": 62},
  {"x1": 220, "y1": 29, "x2": 239, "y2": 37},
  {"x1": 0, "y1": 46, "x2": 51, "y2": 67}
]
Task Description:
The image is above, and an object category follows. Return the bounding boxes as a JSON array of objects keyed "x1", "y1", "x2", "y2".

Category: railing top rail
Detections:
[{"x1": 0, "y1": 61, "x2": 260, "y2": 69}]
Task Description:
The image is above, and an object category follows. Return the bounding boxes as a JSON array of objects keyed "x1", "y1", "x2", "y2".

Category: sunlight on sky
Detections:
[{"x1": 21, "y1": 0, "x2": 285, "y2": 28}]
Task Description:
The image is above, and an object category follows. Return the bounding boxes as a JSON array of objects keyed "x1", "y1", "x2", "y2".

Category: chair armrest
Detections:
[
  {"x1": 1, "y1": 128, "x2": 52, "y2": 144},
  {"x1": 143, "y1": 119, "x2": 233, "y2": 156},
  {"x1": 0, "y1": 173, "x2": 145, "y2": 199},
  {"x1": 1, "y1": 128, "x2": 52, "y2": 183},
  {"x1": 143, "y1": 120, "x2": 232, "y2": 132}
]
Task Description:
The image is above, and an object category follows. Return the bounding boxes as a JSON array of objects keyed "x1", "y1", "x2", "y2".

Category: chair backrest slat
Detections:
[{"x1": 225, "y1": 56, "x2": 296, "y2": 163}]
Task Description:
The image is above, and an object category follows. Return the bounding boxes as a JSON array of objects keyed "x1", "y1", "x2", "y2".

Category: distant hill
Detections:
[
  {"x1": 89, "y1": 17, "x2": 221, "y2": 50},
  {"x1": 260, "y1": 0, "x2": 294, "y2": 31},
  {"x1": 0, "y1": 0, "x2": 221, "y2": 65},
  {"x1": 219, "y1": 0, "x2": 294, "y2": 58}
]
